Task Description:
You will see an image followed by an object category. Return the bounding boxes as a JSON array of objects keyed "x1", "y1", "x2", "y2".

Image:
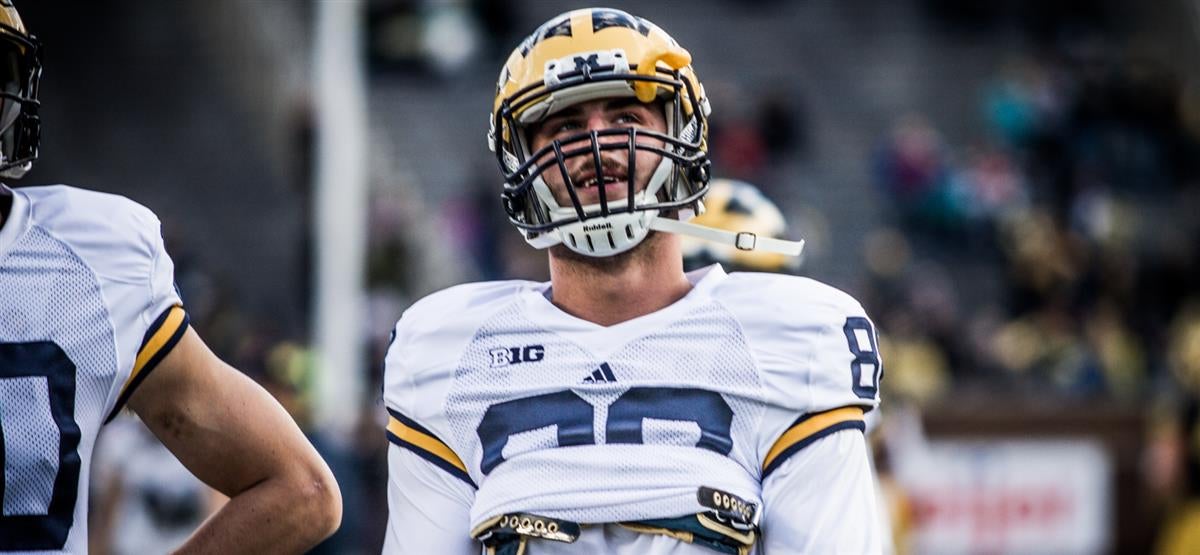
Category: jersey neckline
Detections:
[
  {"x1": 0, "y1": 184, "x2": 30, "y2": 262},
  {"x1": 519, "y1": 263, "x2": 729, "y2": 346}
]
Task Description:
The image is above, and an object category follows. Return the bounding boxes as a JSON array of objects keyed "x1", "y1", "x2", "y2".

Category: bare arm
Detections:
[{"x1": 128, "y1": 326, "x2": 342, "y2": 553}]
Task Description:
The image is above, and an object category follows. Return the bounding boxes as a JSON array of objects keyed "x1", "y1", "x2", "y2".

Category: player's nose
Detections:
[
  {"x1": 585, "y1": 114, "x2": 628, "y2": 146},
  {"x1": 583, "y1": 112, "x2": 610, "y2": 133}
]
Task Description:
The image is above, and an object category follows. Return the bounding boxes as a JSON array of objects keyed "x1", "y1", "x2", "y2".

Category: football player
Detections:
[
  {"x1": 0, "y1": 4, "x2": 341, "y2": 553},
  {"x1": 383, "y1": 8, "x2": 882, "y2": 554}
]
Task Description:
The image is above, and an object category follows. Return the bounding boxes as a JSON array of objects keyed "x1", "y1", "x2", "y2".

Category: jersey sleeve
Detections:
[
  {"x1": 760, "y1": 429, "x2": 882, "y2": 554},
  {"x1": 717, "y1": 274, "x2": 882, "y2": 478},
  {"x1": 102, "y1": 201, "x2": 187, "y2": 422},
  {"x1": 31, "y1": 187, "x2": 188, "y2": 422},
  {"x1": 383, "y1": 334, "x2": 477, "y2": 554},
  {"x1": 766, "y1": 284, "x2": 881, "y2": 479},
  {"x1": 382, "y1": 299, "x2": 477, "y2": 489},
  {"x1": 382, "y1": 286, "x2": 506, "y2": 552},
  {"x1": 383, "y1": 446, "x2": 477, "y2": 555}
]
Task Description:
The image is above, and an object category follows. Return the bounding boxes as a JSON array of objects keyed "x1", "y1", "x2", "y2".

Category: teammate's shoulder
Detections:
[
  {"x1": 714, "y1": 271, "x2": 867, "y2": 316},
  {"x1": 17, "y1": 185, "x2": 168, "y2": 282},
  {"x1": 24, "y1": 184, "x2": 162, "y2": 241},
  {"x1": 25, "y1": 184, "x2": 158, "y2": 220}
]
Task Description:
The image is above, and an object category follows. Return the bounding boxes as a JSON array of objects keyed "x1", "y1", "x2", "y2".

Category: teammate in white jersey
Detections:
[
  {"x1": 0, "y1": 3, "x2": 340, "y2": 553},
  {"x1": 383, "y1": 8, "x2": 883, "y2": 554}
]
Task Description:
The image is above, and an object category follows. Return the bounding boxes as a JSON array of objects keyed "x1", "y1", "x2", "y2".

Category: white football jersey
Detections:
[
  {"x1": 383, "y1": 265, "x2": 883, "y2": 554},
  {"x1": 0, "y1": 184, "x2": 186, "y2": 554}
]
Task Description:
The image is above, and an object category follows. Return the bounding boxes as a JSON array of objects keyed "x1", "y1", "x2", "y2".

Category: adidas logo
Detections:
[{"x1": 582, "y1": 362, "x2": 617, "y2": 384}]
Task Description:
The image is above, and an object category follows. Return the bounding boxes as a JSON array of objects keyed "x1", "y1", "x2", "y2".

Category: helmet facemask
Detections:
[
  {"x1": 0, "y1": 19, "x2": 39, "y2": 180},
  {"x1": 492, "y1": 52, "x2": 711, "y2": 257}
]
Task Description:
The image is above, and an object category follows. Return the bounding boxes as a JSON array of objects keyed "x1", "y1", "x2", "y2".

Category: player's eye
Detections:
[
  {"x1": 549, "y1": 119, "x2": 582, "y2": 134},
  {"x1": 614, "y1": 112, "x2": 642, "y2": 125}
]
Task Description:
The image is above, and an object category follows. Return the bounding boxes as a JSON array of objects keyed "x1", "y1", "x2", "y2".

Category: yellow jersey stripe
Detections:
[
  {"x1": 105, "y1": 305, "x2": 189, "y2": 423},
  {"x1": 762, "y1": 406, "x2": 865, "y2": 476},
  {"x1": 128, "y1": 305, "x2": 187, "y2": 387},
  {"x1": 388, "y1": 410, "x2": 472, "y2": 485}
]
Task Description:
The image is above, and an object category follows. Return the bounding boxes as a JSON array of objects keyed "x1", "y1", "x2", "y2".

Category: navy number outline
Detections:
[
  {"x1": 843, "y1": 317, "x2": 882, "y2": 399},
  {"x1": 0, "y1": 341, "x2": 82, "y2": 550},
  {"x1": 478, "y1": 386, "x2": 733, "y2": 475}
]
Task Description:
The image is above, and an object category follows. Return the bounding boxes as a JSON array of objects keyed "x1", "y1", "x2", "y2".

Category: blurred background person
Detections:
[
  {"x1": 680, "y1": 178, "x2": 802, "y2": 274},
  {"x1": 88, "y1": 416, "x2": 220, "y2": 555}
]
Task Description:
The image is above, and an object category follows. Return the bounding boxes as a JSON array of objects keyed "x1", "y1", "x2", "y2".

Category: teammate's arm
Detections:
[
  {"x1": 127, "y1": 326, "x2": 342, "y2": 553},
  {"x1": 760, "y1": 427, "x2": 881, "y2": 554}
]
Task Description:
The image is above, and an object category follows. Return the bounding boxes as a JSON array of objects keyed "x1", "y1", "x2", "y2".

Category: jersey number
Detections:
[
  {"x1": 0, "y1": 342, "x2": 82, "y2": 550},
  {"x1": 844, "y1": 317, "x2": 882, "y2": 399},
  {"x1": 477, "y1": 386, "x2": 733, "y2": 475}
]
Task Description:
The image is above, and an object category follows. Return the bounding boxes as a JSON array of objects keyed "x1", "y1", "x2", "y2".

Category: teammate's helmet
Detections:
[
  {"x1": 490, "y1": 8, "x2": 711, "y2": 257},
  {"x1": 681, "y1": 179, "x2": 796, "y2": 273},
  {"x1": 0, "y1": 1, "x2": 40, "y2": 179}
]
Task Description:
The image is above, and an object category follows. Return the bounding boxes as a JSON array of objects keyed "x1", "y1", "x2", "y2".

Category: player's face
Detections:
[{"x1": 527, "y1": 98, "x2": 667, "y2": 207}]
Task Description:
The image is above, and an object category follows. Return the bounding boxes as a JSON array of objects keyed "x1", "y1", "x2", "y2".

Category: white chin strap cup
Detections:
[{"x1": 650, "y1": 217, "x2": 806, "y2": 257}]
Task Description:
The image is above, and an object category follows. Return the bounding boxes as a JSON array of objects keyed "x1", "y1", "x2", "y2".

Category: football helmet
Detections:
[
  {"x1": 490, "y1": 8, "x2": 710, "y2": 256},
  {"x1": 0, "y1": 1, "x2": 39, "y2": 179},
  {"x1": 682, "y1": 179, "x2": 798, "y2": 272},
  {"x1": 490, "y1": 8, "x2": 802, "y2": 259}
]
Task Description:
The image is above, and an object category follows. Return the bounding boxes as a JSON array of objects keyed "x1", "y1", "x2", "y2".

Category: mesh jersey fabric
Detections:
[
  {"x1": 446, "y1": 299, "x2": 764, "y2": 526},
  {"x1": 383, "y1": 264, "x2": 880, "y2": 543},
  {"x1": 0, "y1": 184, "x2": 183, "y2": 554}
]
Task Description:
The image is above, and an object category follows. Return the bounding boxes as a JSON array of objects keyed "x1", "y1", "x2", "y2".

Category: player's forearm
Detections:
[
  {"x1": 129, "y1": 331, "x2": 343, "y2": 552},
  {"x1": 173, "y1": 468, "x2": 341, "y2": 554}
]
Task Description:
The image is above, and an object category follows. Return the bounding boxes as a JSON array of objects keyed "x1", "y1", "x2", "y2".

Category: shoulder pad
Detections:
[
  {"x1": 26, "y1": 185, "x2": 163, "y2": 280},
  {"x1": 714, "y1": 273, "x2": 881, "y2": 413}
]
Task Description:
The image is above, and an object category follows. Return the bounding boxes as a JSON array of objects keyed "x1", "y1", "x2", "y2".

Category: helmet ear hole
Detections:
[
  {"x1": 501, "y1": 193, "x2": 520, "y2": 219},
  {"x1": 688, "y1": 159, "x2": 711, "y2": 186}
]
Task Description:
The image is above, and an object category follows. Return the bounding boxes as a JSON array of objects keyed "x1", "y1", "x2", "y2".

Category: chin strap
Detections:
[{"x1": 650, "y1": 217, "x2": 805, "y2": 257}]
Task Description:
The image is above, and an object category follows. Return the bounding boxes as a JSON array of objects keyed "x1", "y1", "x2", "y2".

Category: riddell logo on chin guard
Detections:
[
  {"x1": 582, "y1": 222, "x2": 613, "y2": 232},
  {"x1": 489, "y1": 345, "x2": 545, "y2": 367}
]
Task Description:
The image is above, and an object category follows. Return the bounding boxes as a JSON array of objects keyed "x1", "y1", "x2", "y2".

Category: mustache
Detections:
[{"x1": 567, "y1": 157, "x2": 629, "y2": 186}]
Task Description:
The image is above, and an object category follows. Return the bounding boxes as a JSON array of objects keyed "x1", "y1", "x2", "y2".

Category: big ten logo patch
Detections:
[{"x1": 489, "y1": 345, "x2": 545, "y2": 368}]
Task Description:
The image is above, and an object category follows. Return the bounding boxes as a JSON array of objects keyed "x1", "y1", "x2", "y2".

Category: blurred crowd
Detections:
[
  {"x1": 864, "y1": 25, "x2": 1200, "y2": 554},
  {"x1": 869, "y1": 38, "x2": 1200, "y2": 407}
]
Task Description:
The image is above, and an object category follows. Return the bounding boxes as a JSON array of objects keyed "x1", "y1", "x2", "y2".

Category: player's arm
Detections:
[
  {"x1": 127, "y1": 326, "x2": 342, "y2": 553},
  {"x1": 760, "y1": 418, "x2": 882, "y2": 554}
]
